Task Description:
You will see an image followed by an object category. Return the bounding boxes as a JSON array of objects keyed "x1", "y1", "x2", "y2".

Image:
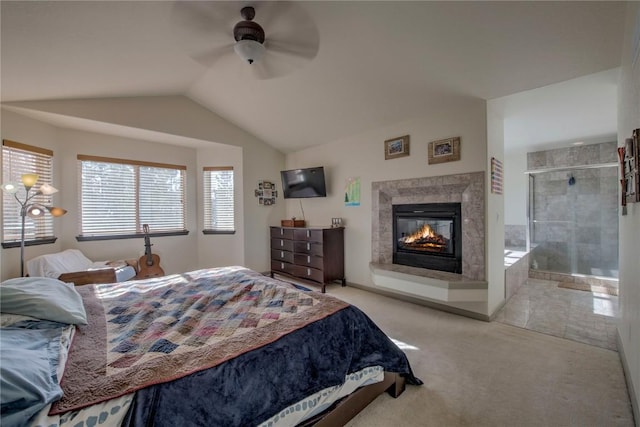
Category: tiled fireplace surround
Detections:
[{"x1": 370, "y1": 172, "x2": 487, "y2": 307}]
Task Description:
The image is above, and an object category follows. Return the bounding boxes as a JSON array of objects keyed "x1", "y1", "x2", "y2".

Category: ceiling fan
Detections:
[
  {"x1": 173, "y1": 1, "x2": 320, "y2": 79},
  {"x1": 233, "y1": 6, "x2": 266, "y2": 64}
]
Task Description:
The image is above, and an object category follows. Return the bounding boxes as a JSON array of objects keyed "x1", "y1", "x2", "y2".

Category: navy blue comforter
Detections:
[{"x1": 122, "y1": 304, "x2": 421, "y2": 426}]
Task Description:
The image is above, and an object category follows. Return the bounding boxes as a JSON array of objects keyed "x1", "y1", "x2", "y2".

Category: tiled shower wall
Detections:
[
  {"x1": 526, "y1": 141, "x2": 619, "y2": 278},
  {"x1": 505, "y1": 224, "x2": 526, "y2": 249}
]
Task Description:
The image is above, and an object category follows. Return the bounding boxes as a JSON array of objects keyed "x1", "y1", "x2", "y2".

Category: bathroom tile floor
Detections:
[{"x1": 494, "y1": 278, "x2": 619, "y2": 351}]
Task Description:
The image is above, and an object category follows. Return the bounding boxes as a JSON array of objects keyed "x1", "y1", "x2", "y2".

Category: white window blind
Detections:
[
  {"x1": 2, "y1": 140, "x2": 55, "y2": 243},
  {"x1": 78, "y1": 155, "x2": 186, "y2": 237},
  {"x1": 203, "y1": 167, "x2": 234, "y2": 232}
]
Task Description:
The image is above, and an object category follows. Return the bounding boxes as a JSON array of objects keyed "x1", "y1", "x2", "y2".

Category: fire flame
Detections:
[
  {"x1": 404, "y1": 224, "x2": 438, "y2": 243},
  {"x1": 400, "y1": 223, "x2": 447, "y2": 252}
]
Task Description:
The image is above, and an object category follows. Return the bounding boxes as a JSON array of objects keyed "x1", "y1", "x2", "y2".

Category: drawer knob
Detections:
[
  {"x1": 281, "y1": 262, "x2": 285, "y2": 269},
  {"x1": 307, "y1": 268, "x2": 311, "y2": 276},
  {"x1": 307, "y1": 255, "x2": 311, "y2": 263},
  {"x1": 306, "y1": 230, "x2": 310, "y2": 238},
  {"x1": 281, "y1": 251, "x2": 284, "y2": 258},
  {"x1": 280, "y1": 229, "x2": 284, "y2": 235},
  {"x1": 307, "y1": 243, "x2": 310, "y2": 251},
  {"x1": 280, "y1": 240, "x2": 284, "y2": 247}
]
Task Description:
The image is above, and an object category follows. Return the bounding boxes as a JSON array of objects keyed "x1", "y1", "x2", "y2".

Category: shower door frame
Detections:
[{"x1": 525, "y1": 162, "x2": 618, "y2": 279}]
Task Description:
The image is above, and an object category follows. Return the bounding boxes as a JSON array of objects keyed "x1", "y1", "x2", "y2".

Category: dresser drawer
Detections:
[
  {"x1": 271, "y1": 260, "x2": 296, "y2": 275},
  {"x1": 293, "y1": 241, "x2": 323, "y2": 256},
  {"x1": 292, "y1": 265, "x2": 324, "y2": 283},
  {"x1": 270, "y1": 227, "x2": 294, "y2": 240},
  {"x1": 294, "y1": 253, "x2": 324, "y2": 270},
  {"x1": 272, "y1": 249, "x2": 294, "y2": 264},
  {"x1": 271, "y1": 238, "x2": 294, "y2": 252},
  {"x1": 293, "y1": 228, "x2": 323, "y2": 242},
  {"x1": 268, "y1": 226, "x2": 344, "y2": 292}
]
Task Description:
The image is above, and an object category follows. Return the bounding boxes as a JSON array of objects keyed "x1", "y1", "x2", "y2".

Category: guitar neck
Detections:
[{"x1": 142, "y1": 225, "x2": 155, "y2": 266}]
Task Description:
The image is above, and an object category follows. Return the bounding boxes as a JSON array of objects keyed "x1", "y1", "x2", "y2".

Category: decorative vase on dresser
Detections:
[{"x1": 269, "y1": 226, "x2": 345, "y2": 293}]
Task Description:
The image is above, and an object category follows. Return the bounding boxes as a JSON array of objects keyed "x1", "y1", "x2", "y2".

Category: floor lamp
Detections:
[{"x1": 1, "y1": 173, "x2": 67, "y2": 277}]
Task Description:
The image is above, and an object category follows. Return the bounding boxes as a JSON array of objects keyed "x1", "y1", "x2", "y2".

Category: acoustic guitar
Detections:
[{"x1": 135, "y1": 224, "x2": 165, "y2": 279}]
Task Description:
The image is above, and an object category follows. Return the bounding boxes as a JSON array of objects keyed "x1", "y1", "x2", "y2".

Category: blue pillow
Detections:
[
  {"x1": 1, "y1": 328, "x2": 64, "y2": 427},
  {"x1": 0, "y1": 277, "x2": 87, "y2": 325}
]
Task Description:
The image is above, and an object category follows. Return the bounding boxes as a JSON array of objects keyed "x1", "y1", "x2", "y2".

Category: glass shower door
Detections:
[{"x1": 528, "y1": 165, "x2": 619, "y2": 279}]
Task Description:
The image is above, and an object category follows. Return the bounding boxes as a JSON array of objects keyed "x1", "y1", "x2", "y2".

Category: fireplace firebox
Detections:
[{"x1": 392, "y1": 203, "x2": 462, "y2": 273}]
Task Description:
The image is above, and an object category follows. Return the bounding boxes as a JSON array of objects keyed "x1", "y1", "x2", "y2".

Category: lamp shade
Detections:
[
  {"x1": 27, "y1": 205, "x2": 45, "y2": 218},
  {"x1": 38, "y1": 183, "x2": 59, "y2": 195},
  {"x1": 21, "y1": 174, "x2": 39, "y2": 188},
  {"x1": 234, "y1": 39, "x2": 266, "y2": 64},
  {"x1": 48, "y1": 206, "x2": 67, "y2": 217},
  {"x1": 0, "y1": 182, "x2": 20, "y2": 194}
]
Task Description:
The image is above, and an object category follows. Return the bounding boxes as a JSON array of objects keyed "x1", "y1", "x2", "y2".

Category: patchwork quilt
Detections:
[
  {"x1": 50, "y1": 266, "x2": 421, "y2": 425},
  {"x1": 51, "y1": 266, "x2": 348, "y2": 414}
]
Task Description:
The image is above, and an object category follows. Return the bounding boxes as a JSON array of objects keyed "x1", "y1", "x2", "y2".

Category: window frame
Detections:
[
  {"x1": 2, "y1": 139, "x2": 58, "y2": 249},
  {"x1": 77, "y1": 155, "x2": 188, "y2": 241},
  {"x1": 203, "y1": 166, "x2": 235, "y2": 235}
]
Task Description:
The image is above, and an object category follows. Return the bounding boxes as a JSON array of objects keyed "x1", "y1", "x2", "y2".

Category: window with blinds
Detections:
[
  {"x1": 78, "y1": 155, "x2": 186, "y2": 237},
  {"x1": 2, "y1": 140, "x2": 56, "y2": 244},
  {"x1": 203, "y1": 167, "x2": 235, "y2": 233}
]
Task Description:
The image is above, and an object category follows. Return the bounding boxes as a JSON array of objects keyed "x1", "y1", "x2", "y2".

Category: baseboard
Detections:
[
  {"x1": 488, "y1": 299, "x2": 507, "y2": 322},
  {"x1": 346, "y1": 281, "x2": 491, "y2": 322},
  {"x1": 617, "y1": 329, "x2": 639, "y2": 426}
]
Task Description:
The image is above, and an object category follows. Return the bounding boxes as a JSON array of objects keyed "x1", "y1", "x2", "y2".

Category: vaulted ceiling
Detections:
[{"x1": 1, "y1": 1, "x2": 626, "y2": 153}]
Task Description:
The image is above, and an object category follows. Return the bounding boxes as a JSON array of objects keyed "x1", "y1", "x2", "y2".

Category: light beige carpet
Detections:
[{"x1": 310, "y1": 283, "x2": 634, "y2": 427}]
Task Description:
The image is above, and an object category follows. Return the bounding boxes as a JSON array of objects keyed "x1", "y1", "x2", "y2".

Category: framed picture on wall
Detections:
[
  {"x1": 428, "y1": 137, "x2": 460, "y2": 164},
  {"x1": 384, "y1": 135, "x2": 410, "y2": 160}
]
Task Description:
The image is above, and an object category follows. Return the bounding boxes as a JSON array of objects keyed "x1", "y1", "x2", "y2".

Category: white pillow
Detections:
[
  {"x1": 26, "y1": 249, "x2": 93, "y2": 278},
  {"x1": 0, "y1": 277, "x2": 87, "y2": 325}
]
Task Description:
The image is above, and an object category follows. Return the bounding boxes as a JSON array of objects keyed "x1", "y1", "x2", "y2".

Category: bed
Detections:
[
  {"x1": 0, "y1": 266, "x2": 421, "y2": 427},
  {"x1": 26, "y1": 248, "x2": 138, "y2": 285}
]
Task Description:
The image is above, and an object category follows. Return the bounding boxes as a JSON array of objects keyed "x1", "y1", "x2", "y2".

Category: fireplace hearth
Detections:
[{"x1": 393, "y1": 203, "x2": 462, "y2": 274}]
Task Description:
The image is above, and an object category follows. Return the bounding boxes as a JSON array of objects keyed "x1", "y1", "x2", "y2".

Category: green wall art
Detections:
[{"x1": 345, "y1": 177, "x2": 360, "y2": 207}]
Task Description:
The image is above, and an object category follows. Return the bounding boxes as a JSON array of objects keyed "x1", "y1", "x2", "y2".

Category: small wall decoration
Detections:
[
  {"x1": 384, "y1": 135, "x2": 410, "y2": 160},
  {"x1": 618, "y1": 128, "x2": 640, "y2": 216},
  {"x1": 255, "y1": 180, "x2": 277, "y2": 205},
  {"x1": 428, "y1": 137, "x2": 460, "y2": 164},
  {"x1": 345, "y1": 177, "x2": 361, "y2": 207},
  {"x1": 491, "y1": 157, "x2": 503, "y2": 194}
]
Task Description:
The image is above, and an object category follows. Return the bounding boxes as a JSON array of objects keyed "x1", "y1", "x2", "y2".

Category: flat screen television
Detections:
[{"x1": 280, "y1": 166, "x2": 327, "y2": 199}]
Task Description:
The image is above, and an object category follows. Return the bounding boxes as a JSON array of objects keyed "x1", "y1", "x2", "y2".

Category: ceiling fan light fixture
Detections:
[{"x1": 234, "y1": 39, "x2": 266, "y2": 64}]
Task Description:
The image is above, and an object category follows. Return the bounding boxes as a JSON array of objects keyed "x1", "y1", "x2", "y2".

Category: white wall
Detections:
[
  {"x1": 486, "y1": 103, "x2": 506, "y2": 315},
  {"x1": 286, "y1": 98, "x2": 488, "y2": 295},
  {"x1": 617, "y1": 2, "x2": 640, "y2": 421},
  {"x1": 504, "y1": 147, "x2": 528, "y2": 226},
  {"x1": 2, "y1": 96, "x2": 286, "y2": 273}
]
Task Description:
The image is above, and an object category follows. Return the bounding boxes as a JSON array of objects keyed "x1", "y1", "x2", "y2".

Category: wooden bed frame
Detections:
[
  {"x1": 58, "y1": 259, "x2": 139, "y2": 286},
  {"x1": 301, "y1": 372, "x2": 406, "y2": 426}
]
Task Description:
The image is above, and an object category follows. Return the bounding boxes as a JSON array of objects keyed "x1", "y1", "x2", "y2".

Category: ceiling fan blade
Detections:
[
  {"x1": 190, "y1": 43, "x2": 235, "y2": 68},
  {"x1": 256, "y1": 2, "x2": 319, "y2": 54},
  {"x1": 171, "y1": 0, "x2": 244, "y2": 60},
  {"x1": 253, "y1": 1, "x2": 293, "y2": 30},
  {"x1": 266, "y1": 37, "x2": 319, "y2": 61},
  {"x1": 251, "y1": 51, "x2": 304, "y2": 80},
  {"x1": 250, "y1": 60, "x2": 273, "y2": 81},
  {"x1": 171, "y1": 1, "x2": 236, "y2": 36}
]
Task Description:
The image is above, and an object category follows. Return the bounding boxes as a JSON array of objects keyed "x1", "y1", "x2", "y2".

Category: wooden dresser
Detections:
[{"x1": 269, "y1": 226, "x2": 345, "y2": 293}]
